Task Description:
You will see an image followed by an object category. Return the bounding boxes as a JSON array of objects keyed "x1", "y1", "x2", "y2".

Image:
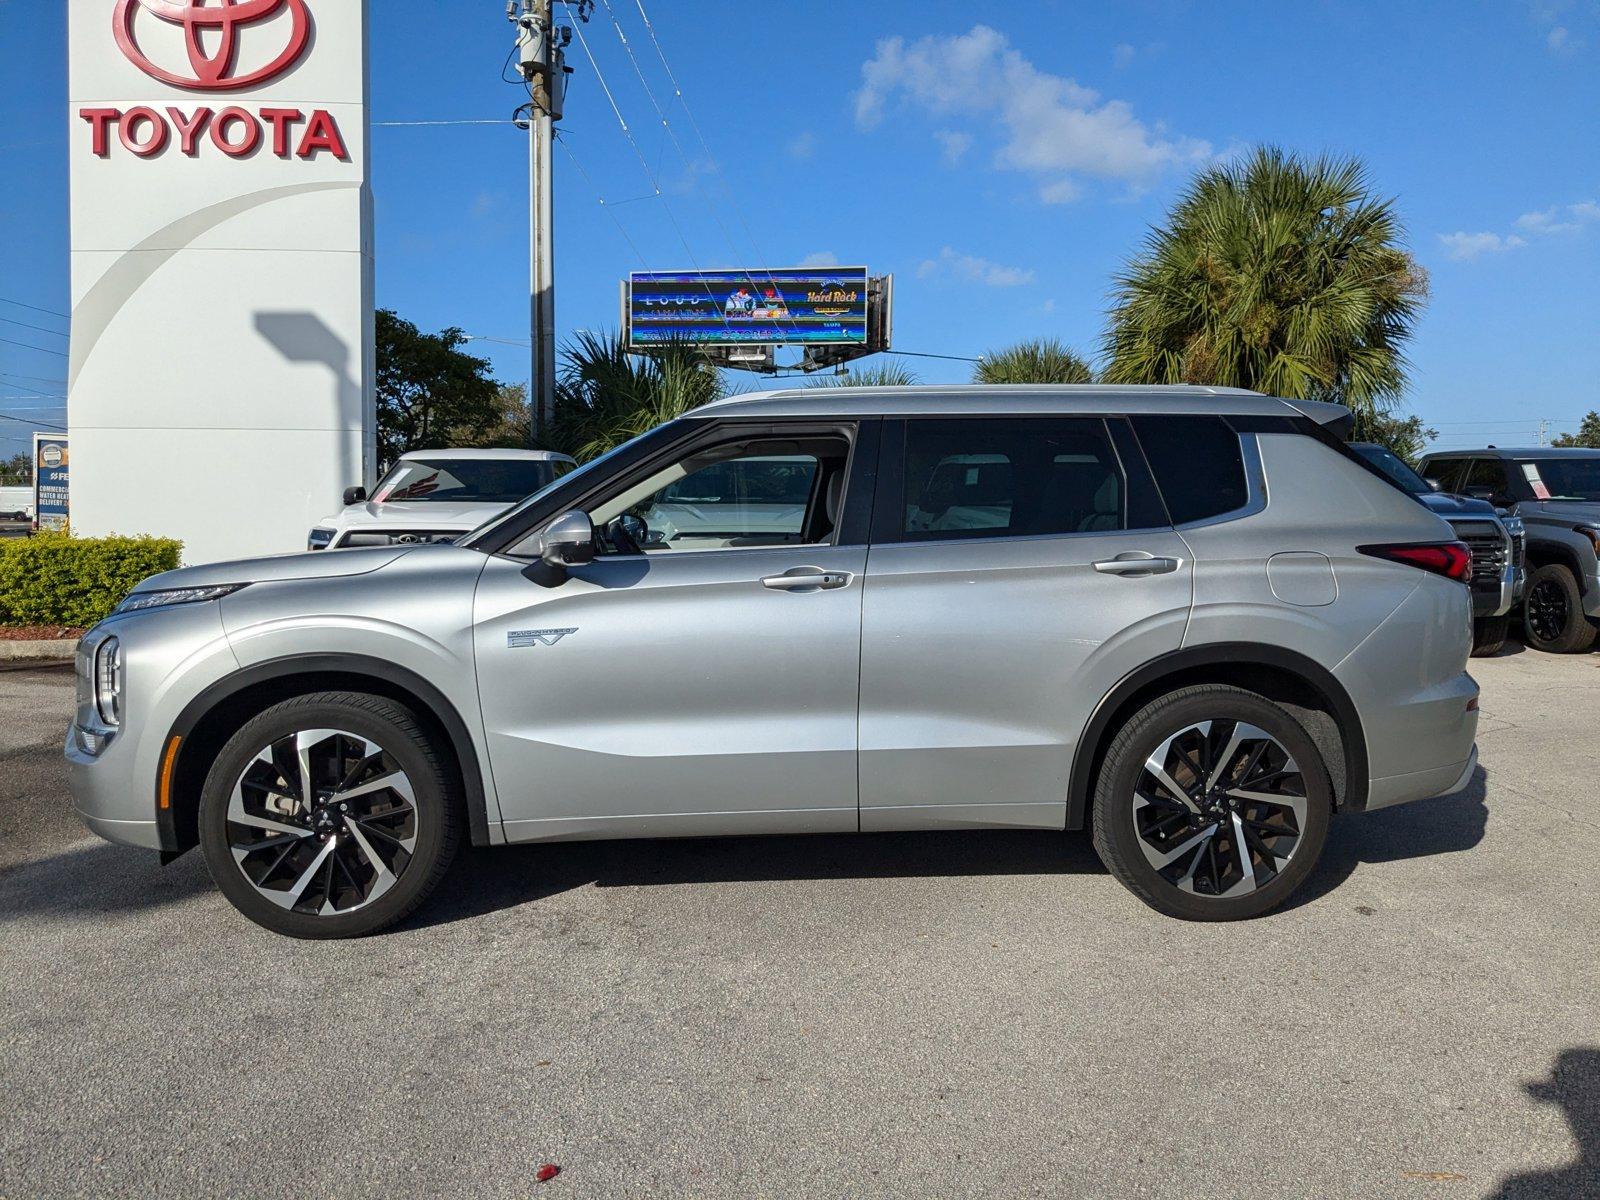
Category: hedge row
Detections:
[{"x1": 0, "y1": 532, "x2": 182, "y2": 628}]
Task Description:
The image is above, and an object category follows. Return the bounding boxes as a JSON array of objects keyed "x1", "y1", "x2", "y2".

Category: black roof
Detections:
[{"x1": 1421, "y1": 447, "x2": 1600, "y2": 460}]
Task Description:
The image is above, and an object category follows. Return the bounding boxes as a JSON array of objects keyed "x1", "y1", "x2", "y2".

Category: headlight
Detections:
[
  {"x1": 114, "y1": 583, "x2": 248, "y2": 614},
  {"x1": 308, "y1": 527, "x2": 335, "y2": 550},
  {"x1": 1501, "y1": 515, "x2": 1524, "y2": 537},
  {"x1": 94, "y1": 637, "x2": 122, "y2": 728}
]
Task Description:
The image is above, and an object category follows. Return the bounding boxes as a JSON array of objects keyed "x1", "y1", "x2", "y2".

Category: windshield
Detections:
[
  {"x1": 1350, "y1": 443, "x2": 1429, "y2": 495},
  {"x1": 457, "y1": 432, "x2": 663, "y2": 547},
  {"x1": 1521, "y1": 457, "x2": 1600, "y2": 502},
  {"x1": 372, "y1": 458, "x2": 567, "y2": 505}
]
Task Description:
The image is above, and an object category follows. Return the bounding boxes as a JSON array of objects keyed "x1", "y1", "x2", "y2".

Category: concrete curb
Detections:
[{"x1": 0, "y1": 640, "x2": 78, "y2": 663}]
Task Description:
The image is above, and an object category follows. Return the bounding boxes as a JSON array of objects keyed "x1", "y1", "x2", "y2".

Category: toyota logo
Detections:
[{"x1": 113, "y1": 0, "x2": 313, "y2": 92}]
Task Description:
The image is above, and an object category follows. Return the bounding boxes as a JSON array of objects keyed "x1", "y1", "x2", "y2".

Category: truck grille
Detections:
[{"x1": 1453, "y1": 520, "x2": 1506, "y2": 592}]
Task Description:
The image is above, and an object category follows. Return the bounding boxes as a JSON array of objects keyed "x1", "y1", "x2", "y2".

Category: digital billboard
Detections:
[
  {"x1": 34, "y1": 434, "x2": 69, "y2": 532},
  {"x1": 627, "y1": 267, "x2": 870, "y2": 348}
]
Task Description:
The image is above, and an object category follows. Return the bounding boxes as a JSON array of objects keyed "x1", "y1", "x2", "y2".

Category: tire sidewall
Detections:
[
  {"x1": 1523, "y1": 564, "x2": 1595, "y2": 654},
  {"x1": 199, "y1": 697, "x2": 450, "y2": 939},
  {"x1": 1096, "y1": 689, "x2": 1333, "y2": 921}
]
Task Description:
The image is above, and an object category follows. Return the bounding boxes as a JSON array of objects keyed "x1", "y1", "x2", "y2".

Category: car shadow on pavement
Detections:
[
  {"x1": 1284, "y1": 764, "x2": 1490, "y2": 912},
  {"x1": 0, "y1": 840, "x2": 213, "y2": 926},
  {"x1": 1485, "y1": 1046, "x2": 1600, "y2": 1198},
  {"x1": 404, "y1": 828, "x2": 1109, "y2": 932}
]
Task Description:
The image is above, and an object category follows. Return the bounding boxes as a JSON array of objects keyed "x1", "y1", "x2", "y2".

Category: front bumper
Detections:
[{"x1": 65, "y1": 605, "x2": 241, "y2": 854}]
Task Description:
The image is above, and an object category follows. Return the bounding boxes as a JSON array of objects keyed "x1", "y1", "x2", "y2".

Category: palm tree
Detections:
[
  {"x1": 802, "y1": 360, "x2": 920, "y2": 387},
  {"x1": 544, "y1": 330, "x2": 724, "y2": 461},
  {"x1": 1101, "y1": 147, "x2": 1427, "y2": 422},
  {"x1": 974, "y1": 338, "x2": 1095, "y2": 384}
]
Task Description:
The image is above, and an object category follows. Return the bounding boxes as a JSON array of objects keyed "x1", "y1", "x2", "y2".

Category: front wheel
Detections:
[
  {"x1": 1091, "y1": 685, "x2": 1333, "y2": 921},
  {"x1": 199, "y1": 692, "x2": 461, "y2": 938},
  {"x1": 1523, "y1": 564, "x2": 1597, "y2": 654}
]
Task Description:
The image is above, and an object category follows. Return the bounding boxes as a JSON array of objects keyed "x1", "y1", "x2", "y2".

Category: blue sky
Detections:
[{"x1": 2, "y1": 0, "x2": 1597, "y2": 463}]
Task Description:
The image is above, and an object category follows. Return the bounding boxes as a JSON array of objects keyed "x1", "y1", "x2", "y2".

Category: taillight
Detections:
[{"x1": 1359, "y1": 541, "x2": 1473, "y2": 583}]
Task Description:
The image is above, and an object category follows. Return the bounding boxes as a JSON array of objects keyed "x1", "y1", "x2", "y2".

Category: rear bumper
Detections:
[{"x1": 1365, "y1": 744, "x2": 1477, "y2": 811}]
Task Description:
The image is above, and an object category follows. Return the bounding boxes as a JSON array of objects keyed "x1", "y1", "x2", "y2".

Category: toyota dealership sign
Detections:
[
  {"x1": 68, "y1": 0, "x2": 374, "y2": 565},
  {"x1": 85, "y1": 0, "x2": 349, "y2": 161}
]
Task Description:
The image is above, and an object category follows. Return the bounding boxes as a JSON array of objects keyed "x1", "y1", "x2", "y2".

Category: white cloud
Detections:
[
  {"x1": 855, "y1": 25, "x2": 1210, "y2": 197},
  {"x1": 1515, "y1": 200, "x2": 1600, "y2": 235},
  {"x1": 917, "y1": 246, "x2": 1035, "y2": 287},
  {"x1": 933, "y1": 129, "x2": 972, "y2": 165},
  {"x1": 1548, "y1": 24, "x2": 1571, "y2": 50},
  {"x1": 787, "y1": 131, "x2": 817, "y2": 160},
  {"x1": 1438, "y1": 231, "x2": 1526, "y2": 261},
  {"x1": 1112, "y1": 43, "x2": 1136, "y2": 69},
  {"x1": 1038, "y1": 178, "x2": 1082, "y2": 205},
  {"x1": 798, "y1": 251, "x2": 839, "y2": 268}
]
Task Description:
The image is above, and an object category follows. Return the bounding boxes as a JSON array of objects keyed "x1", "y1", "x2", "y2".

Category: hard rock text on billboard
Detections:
[{"x1": 628, "y1": 268, "x2": 871, "y2": 348}]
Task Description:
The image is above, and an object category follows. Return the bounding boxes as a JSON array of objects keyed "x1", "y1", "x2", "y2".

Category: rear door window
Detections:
[
  {"x1": 887, "y1": 418, "x2": 1137, "y2": 542},
  {"x1": 1128, "y1": 415, "x2": 1249, "y2": 525}
]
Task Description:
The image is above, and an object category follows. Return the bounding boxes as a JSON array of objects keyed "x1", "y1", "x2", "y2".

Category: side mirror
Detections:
[
  {"x1": 343, "y1": 486, "x2": 368, "y2": 506},
  {"x1": 539, "y1": 509, "x2": 596, "y2": 569}
]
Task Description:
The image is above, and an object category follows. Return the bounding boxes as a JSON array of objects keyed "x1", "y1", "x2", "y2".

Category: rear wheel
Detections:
[
  {"x1": 1471, "y1": 615, "x2": 1510, "y2": 657},
  {"x1": 1091, "y1": 685, "x2": 1333, "y2": 921},
  {"x1": 1523, "y1": 564, "x2": 1596, "y2": 654},
  {"x1": 199, "y1": 692, "x2": 460, "y2": 938}
]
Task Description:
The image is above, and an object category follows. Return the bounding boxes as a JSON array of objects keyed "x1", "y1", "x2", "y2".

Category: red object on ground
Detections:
[{"x1": 536, "y1": 1164, "x2": 560, "y2": 1183}]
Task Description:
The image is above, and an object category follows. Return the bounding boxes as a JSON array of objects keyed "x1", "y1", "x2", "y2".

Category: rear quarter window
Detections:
[{"x1": 1129, "y1": 415, "x2": 1249, "y2": 525}]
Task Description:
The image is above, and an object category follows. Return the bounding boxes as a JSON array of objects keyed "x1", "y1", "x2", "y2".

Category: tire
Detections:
[
  {"x1": 1522, "y1": 564, "x2": 1597, "y2": 654},
  {"x1": 199, "y1": 691, "x2": 461, "y2": 938},
  {"x1": 1090, "y1": 685, "x2": 1333, "y2": 921},
  {"x1": 1471, "y1": 615, "x2": 1509, "y2": 657}
]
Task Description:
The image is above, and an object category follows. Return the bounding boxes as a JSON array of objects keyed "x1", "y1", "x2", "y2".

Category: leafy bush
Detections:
[{"x1": 0, "y1": 532, "x2": 182, "y2": 628}]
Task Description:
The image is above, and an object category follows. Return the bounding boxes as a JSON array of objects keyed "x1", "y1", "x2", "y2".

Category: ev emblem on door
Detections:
[{"x1": 508, "y1": 628, "x2": 577, "y2": 648}]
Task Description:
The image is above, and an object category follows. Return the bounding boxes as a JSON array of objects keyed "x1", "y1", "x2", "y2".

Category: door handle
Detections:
[
  {"x1": 1093, "y1": 553, "x2": 1182, "y2": 576},
  {"x1": 760, "y1": 568, "x2": 852, "y2": 591}
]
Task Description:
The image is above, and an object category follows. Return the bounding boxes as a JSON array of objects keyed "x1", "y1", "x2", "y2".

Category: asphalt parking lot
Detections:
[{"x1": 1, "y1": 650, "x2": 1597, "y2": 1199}]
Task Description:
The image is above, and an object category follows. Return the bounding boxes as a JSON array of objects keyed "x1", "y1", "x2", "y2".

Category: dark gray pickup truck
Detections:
[
  {"x1": 1352, "y1": 444, "x2": 1526, "y2": 655},
  {"x1": 1418, "y1": 448, "x2": 1600, "y2": 653}
]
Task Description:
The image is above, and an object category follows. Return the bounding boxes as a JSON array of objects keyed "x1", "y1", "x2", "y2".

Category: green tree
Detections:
[
  {"x1": 1351, "y1": 409, "x2": 1437, "y2": 465},
  {"x1": 802, "y1": 360, "x2": 920, "y2": 387},
  {"x1": 375, "y1": 309, "x2": 503, "y2": 466},
  {"x1": 1551, "y1": 411, "x2": 1600, "y2": 448},
  {"x1": 1, "y1": 452, "x2": 32, "y2": 486},
  {"x1": 1102, "y1": 147, "x2": 1428, "y2": 426},
  {"x1": 973, "y1": 338, "x2": 1094, "y2": 384},
  {"x1": 545, "y1": 330, "x2": 724, "y2": 461}
]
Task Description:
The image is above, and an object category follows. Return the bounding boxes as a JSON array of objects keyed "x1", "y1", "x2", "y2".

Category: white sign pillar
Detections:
[{"x1": 68, "y1": 0, "x2": 374, "y2": 564}]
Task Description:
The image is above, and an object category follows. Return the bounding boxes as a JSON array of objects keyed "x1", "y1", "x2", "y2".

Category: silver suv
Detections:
[{"x1": 67, "y1": 386, "x2": 1481, "y2": 937}]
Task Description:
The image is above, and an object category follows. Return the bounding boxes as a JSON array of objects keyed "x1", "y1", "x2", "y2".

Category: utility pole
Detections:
[
  {"x1": 507, "y1": 1, "x2": 578, "y2": 444},
  {"x1": 1538, "y1": 418, "x2": 1550, "y2": 447}
]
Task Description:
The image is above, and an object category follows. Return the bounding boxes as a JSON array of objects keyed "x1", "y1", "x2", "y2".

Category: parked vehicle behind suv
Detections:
[
  {"x1": 68, "y1": 386, "x2": 1480, "y2": 937},
  {"x1": 1418, "y1": 448, "x2": 1600, "y2": 653},
  {"x1": 1350, "y1": 443, "x2": 1525, "y2": 655},
  {"x1": 307, "y1": 448, "x2": 576, "y2": 551}
]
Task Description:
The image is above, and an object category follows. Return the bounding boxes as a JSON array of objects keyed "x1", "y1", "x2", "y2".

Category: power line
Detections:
[
  {"x1": 0, "y1": 297, "x2": 68, "y2": 320},
  {"x1": 0, "y1": 315, "x2": 68, "y2": 339},
  {"x1": 0, "y1": 371, "x2": 67, "y2": 386},
  {"x1": 886, "y1": 349, "x2": 984, "y2": 364},
  {"x1": 553, "y1": 132, "x2": 651, "y2": 267},
  {"x1": 564, "y1": 13, "x2": 730, "y2": 326},
  {"x1": 0, "y1": 411, "x2": 65, "y2": 430},
  {"x1": 0, "y1": 336, "x2": 68, "y2": 358},
  {"x1": 372, "y1": 119, "x2": 515, "y2": 127}
]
